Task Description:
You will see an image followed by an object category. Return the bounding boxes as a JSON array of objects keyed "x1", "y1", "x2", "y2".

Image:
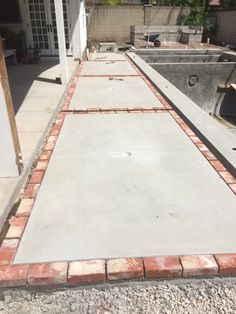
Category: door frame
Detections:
[
  {"x1": 46, "y1": 0, "x2": 73, "y2": 56},
  {"x1": 26, "y1": 0, "x2": 72, "y2": 56}
]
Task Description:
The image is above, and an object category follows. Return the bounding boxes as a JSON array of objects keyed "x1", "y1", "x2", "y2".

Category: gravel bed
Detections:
[{"x1": 0, "y1": 280, "x2": 236, "y2": 313}]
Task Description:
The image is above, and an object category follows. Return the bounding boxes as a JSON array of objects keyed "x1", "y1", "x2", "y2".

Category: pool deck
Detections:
[
  {"x1": 1, "y1": 52, "x2": 236, "y2": 287},
  {"x1": 0, "y1": 58, "x2": 77, "y2": 229}
]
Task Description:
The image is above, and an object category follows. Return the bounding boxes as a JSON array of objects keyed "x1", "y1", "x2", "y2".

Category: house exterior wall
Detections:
[
  {"x1": 0, "y1": 0, "x2": 87, "y2": 58},
  {"x1": 0, "y1": 1, "x2": 34, "y2": 48}
]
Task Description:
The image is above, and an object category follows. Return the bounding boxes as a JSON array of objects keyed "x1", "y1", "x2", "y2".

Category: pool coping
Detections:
[{"x1": 0, "y1": 55, "x2": 236, "y2": 288}]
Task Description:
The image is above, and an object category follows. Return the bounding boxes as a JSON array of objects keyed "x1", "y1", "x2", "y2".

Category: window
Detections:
[{"x1": 0, "y1": 0, "x2": 21, "y2": 23}]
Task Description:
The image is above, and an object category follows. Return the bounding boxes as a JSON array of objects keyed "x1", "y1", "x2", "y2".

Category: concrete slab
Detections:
[
  {"x1": 16, "y1": 112, "x2": 53, "y2": 133},
  {"x1": 0, "y1": 58, "x2": 78, "y2": 230},
  {"x1": 81, "y1": 61, "x2": 137, "y2": 76},
  {"x1": 127, "y1": 52, "x2": 236, "y2": 177},
  {"x1": 15, "y1": 114, "x2": 236, "y2": 264},
  {"x1": 91, "y1": 53, "x2": 126, "y2": 61},
  {"x1": 69, "y1": 77, "x2": 163, "y2": 109}
]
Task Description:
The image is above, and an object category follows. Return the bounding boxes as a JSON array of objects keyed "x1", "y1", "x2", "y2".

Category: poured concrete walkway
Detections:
[
  {"x1": 0, "y1": 58, "x2": 77, "y2": 228},
  {"x1": 14, "y1": 53, "x2": 236, "y2": 264}
]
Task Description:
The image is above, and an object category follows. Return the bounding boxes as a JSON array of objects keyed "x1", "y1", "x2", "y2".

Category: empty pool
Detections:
[{"x1": 136, "y1": 49, "x2": 236, "y2": 128}]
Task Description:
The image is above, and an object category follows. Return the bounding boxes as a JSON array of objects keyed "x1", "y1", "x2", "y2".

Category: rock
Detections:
[
  {"x1": 70, "y1": 303, "x2": 77, "y2": 312},
  {"x1": 4, "y1": 295, "x2": 12, "y2": 303}
]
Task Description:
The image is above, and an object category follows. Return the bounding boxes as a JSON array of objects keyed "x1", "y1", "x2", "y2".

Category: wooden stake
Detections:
[{"x1": 0, "y1": 38, "x2": 22, "y2": 174}]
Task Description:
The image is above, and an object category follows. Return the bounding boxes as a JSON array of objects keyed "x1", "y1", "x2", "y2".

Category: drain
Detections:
[
  {"x1": 232, "y1": 148, "x2": 236, "y2": 151},
  {"x1": 122, "y1": 152, "x2": 132, "y2": 157},
  {"x1": 188, "y1": 75, "x2": 198, "y2": 86}
]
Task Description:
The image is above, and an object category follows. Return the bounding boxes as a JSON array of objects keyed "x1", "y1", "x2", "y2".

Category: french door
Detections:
[{"x1": 28, "y1": 0, "x2": 71, "y2": 56}]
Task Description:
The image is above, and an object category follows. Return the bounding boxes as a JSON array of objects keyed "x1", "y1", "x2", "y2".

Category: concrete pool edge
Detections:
[{"x1": 126, "y1": 51, "x2": 236, "y2": 178}]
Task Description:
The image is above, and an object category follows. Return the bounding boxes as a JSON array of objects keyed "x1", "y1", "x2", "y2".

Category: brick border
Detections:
[
  {"x1": 0, "y1": 254, "x2": 236, "y2": 287},
  {"x1": 0, "y1": 54, "x2": 236, "y2": 288},
  {"x1": 80, "y1": 74, "x2": 140, "y2": 77}
]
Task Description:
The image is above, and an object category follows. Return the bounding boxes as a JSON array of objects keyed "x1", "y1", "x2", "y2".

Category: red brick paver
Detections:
[
  {"x1": 181, "y1": 255, "x2": 218, "y2": 277},
  {"x1": 35, "y1": 160, "x2": 49, "y2": 171},
  {"x1": 0, "y1": 239, "x2": 19, "y2": 266},
  {"x1": 29, "y1": 171, "x2": 45, "y2": 184},
  {"x1": 219, "y1": 171, "x2": 236, "y2": 184},
  {"x1": 24, "y1": 184, "x2": 40, "y2": 199},
  {"x1": 6, "y1": 217, "x2": 28, "y2": 239},
  {"x1": 28, "y1": 262, "x2": 68, "y2": 286},
  {"x1": 210, "y1": 160, "x2": 226, "y2": 172},
  {"x1": 107, "y1": 258, "x2": 144, "y2": 280},
  {"x1": 68, "y1": 260, "x2": 106, "y2": 284},
  {"x1": 0, "y1": 264, "x2": 29, "y2": 287},
  {"x1": 39, "y1": 150, "x2": 52, "y2": 161},
  {"x1": 215, "y1": 254, "x2": 236, "y2": 275},
  {"x1": 15, "y1": 199, "x2": 34, "y2": 217},
  {"x1": 144, "y1": 256, "x2": 182, "y2": 278}
]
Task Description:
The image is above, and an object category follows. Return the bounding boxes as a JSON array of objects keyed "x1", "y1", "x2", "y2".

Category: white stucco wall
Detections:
[{"x1": 71, "y1": 0, "x2": 87, "y2": 59}]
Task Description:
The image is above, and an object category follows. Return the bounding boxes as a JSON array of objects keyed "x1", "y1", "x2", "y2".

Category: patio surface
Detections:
[
  {"x1": 10, "y1": 58, "x2": 77, "y2": 164},
  {"x1": 69, "y1": 77, "x2": 163, "y2": 109},
  {"x1": 13, "y1": 53, "x2": 236, "y2": 264},
  {"x1": 80, "y1": 61, "x2": 137, "y2": 76},
  {"x1": 0, "y1": 58, "x2": 77, "y2": 227}
]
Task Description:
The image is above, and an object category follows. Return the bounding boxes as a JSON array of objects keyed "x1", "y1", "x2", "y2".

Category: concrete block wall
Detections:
[
  {"x1": 131, "y1": 25, "x2": 203, "y2": 47},
  {"x1": 87, "y1": 6, "x2": 187, "y2": 43},
  {"x1": 148, "y1": 6, "x2": 185, "y2": 25},
  {"x1": 150, "y1": 62, "x2": 236, "y2": 116},
  {"x1": 88, "y1": 5, "x2": 143, "y2": 43},
  {"x1": 213, "y1": 10, "x2": 236, "y2": 46}
]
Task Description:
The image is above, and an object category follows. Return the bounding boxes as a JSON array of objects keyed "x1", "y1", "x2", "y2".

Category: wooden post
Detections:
[
  {"x1": 54, "y1": 0, "x2": 69, "y2": 85},
  {"x1": 0, "y1": 38, "x2": 22, "y2": 176}
]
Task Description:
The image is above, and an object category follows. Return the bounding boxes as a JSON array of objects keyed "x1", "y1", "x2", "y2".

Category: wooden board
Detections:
[{"x1": 0, "y1": 38, "x2": 22, "y2": 174}]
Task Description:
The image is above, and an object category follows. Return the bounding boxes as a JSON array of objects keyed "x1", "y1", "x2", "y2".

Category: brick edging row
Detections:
[
  {"x1": 0, "y1": 254, "x2": 236, "y2": 288},
  {"x1": 0, "y1": 55, "x2": 236, "y2": 288}
]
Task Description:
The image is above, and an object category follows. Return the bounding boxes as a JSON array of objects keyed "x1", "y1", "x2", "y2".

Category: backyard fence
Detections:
[{"x1": 87, "y1": 5, "x2": 187, "y2": 43}]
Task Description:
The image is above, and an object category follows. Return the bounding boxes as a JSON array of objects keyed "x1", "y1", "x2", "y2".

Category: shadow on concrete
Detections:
[
  {"x1": 35, "y1": 76, "x2": 61, "y2": 85},
  {"x1": 214, "y1": 63, "x2": 236, "y2": 116},
  {"x1": 220, "y1": 90, "x2": 236, "y2": 120},
  {"x1": 7, "y1": 61, "x2": 59, "y2": 114}
]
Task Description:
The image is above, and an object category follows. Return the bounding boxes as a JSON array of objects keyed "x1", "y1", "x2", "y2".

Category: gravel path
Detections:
[{"x1": 0, "y1": 280, "x2": 236, "y2": 313}]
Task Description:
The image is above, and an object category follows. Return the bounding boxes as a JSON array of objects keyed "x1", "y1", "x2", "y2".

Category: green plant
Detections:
[
  {"x1": 102, "y1": 0, "x2": 122, "y2": 5},
  {"x1": 179, "y1": 1, "x2": 214, "y2": 33},
  {"x1": 223, "y1": 0, "x2": 236, "y2": 7}
]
